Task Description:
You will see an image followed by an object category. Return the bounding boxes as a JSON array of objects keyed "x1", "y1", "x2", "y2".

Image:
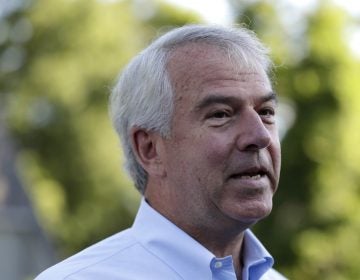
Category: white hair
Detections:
[{"x1": 110, "y1": 24, "x2": 273, "y2": 194}]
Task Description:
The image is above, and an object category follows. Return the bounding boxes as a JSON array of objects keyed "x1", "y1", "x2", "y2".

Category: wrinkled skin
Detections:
[{"x1": 142, "y1": 43, "x2": 281, "y2": 266}]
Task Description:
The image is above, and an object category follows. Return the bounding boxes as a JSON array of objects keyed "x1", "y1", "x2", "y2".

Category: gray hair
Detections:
[{"x1": 109, "y1": 24, "x2": 273, "y2": 194}]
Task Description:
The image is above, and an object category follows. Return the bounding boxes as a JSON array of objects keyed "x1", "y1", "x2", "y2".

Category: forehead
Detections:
[
  {"x1": 167, "y1": 43, "x2": 230, "y2": 89},
  {"x1": 166, "y1": 43, "x2": 271, "y2": 102}
]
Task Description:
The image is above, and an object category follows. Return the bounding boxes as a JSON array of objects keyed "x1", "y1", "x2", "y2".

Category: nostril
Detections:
[
  {"x1": 245, "y1": 143, "x2": 262, "y2": 151},
  {"x1": 243, "y1": 128, "x2": 271, "y2": 151}
]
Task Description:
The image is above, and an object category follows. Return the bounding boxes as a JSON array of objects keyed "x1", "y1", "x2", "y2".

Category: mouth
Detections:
[
  {"x1": 232, "y1": 173, "x2": 264, "y2": 180},
  {"x1": 229, "y1": 167, "x2": 269, "y2": 182},
  {"x1": 230, "y1": 172, "x2": 265, "y2": 180}
]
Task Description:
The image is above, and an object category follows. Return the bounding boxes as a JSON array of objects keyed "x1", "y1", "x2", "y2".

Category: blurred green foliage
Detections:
[
  {"x1": 1, "y1": 0, "x2": 199, "y2": 256},
  {"x1": 1, "y1": 0, "x2": 360, "y2": 279},
  {"x1": 232, "y1": 1, "x2": 360, "y2": 279}
]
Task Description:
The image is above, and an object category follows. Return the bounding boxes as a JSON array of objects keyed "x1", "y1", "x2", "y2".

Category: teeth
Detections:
[{"x1": 240, "y1": 174, "x2": 261, "y2": 179}]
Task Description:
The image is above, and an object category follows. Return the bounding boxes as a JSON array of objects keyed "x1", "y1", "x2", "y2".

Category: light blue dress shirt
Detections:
[{"x1": 36, "y1": 199, "x2": 286, "y2": 280}]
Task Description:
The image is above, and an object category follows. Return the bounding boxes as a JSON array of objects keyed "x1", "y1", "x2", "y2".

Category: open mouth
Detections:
[{"x1": 230, "y1": 171, "x2": 266, "y2": 180}]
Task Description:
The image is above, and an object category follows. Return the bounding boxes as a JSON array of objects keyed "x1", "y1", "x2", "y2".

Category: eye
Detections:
[
  {"x1": 210, "y1": 110, "x2": 231, "y2": 119},
  {"x1": 259, "y1": 107, "x2": 276, "y2": 122},
  {"x1": 205, "y1": 108, "x2": 234, "y2": 127},
  {"x1": 259, "y1": 108, "x2": 275, "y2": 116}
]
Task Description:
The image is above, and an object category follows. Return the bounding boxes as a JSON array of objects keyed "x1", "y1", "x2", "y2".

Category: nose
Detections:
[{"x1": 236, "y1": 110, "x2": 272, "y2": 151}]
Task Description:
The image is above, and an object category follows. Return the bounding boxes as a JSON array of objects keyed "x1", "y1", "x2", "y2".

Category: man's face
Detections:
[{"x1": 161, "y1": 44, "x2": 281, "y2": 229}]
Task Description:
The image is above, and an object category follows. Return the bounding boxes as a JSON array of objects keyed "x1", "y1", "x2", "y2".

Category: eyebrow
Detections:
[
  {"x1": 194, "y1": 91, "x2": 278, "y2": 111},
  {"x1": 262, "y1": 91, "x2": 278, "y2": 103}
]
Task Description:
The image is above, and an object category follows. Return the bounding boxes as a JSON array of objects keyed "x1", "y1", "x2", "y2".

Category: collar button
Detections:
[{"x1": 214, "y1": 261, "x2": 223, "y2": 268}]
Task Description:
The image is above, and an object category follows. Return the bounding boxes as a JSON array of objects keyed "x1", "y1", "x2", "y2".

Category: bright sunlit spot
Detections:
[
  {"x1": 164, "y1": 0, "x2": 360, "y2": 57},
  {"x1": 165, "y1": 0, "x2": 233, "y2": 25}
]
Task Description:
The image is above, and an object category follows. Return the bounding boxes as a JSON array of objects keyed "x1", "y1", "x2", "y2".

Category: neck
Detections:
[
  {"x1": 190, "y1": 225, "x2": 245, "y2": 279},
  {"x1": 145, "y1": 181, "x2": 248, "y2": 279}
]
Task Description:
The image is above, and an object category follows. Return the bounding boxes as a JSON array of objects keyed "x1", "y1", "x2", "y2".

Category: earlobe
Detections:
[{"x1": 131, "y1": 128, "x2": 166, "y2": 177}]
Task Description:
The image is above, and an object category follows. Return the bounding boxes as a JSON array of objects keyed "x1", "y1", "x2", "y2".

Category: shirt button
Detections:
[{"x1": 214, "y1": 261, "x2": 223, "y2": 268}]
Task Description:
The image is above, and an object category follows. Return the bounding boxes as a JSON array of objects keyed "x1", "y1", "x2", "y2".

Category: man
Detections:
[{"x1": 37, "y1": 25, "x2": 285, "y2": 279}]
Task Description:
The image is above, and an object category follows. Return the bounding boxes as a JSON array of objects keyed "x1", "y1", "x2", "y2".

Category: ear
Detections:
[{"x1": 130, "y1": 127, "x2": 166, "y2": 177}]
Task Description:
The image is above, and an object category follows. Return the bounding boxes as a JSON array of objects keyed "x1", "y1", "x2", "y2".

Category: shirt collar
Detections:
[
  {"x1": 132, "y1": 198, "x2": 214, "y2": 279},
  {"x1": 242, "y1": 230, "x2": 274, "y2": 280},
  {"x1": 132, "y1": 198, "x2": 274, "y2": 280}
]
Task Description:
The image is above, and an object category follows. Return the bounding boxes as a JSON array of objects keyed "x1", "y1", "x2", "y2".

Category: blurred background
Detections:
[{"x1": 1, "y1": 0, "x2": 360, "y2": 279}]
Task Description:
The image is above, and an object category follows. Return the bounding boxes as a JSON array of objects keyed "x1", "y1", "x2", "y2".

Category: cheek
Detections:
[
  {"x1": 274, "y1": 134, "x2": 281, "y2": 159},
  {"x1": 169, "y1": 125, "x2": 235, "y2": 176},
  {"x1": 270, "y1": 138, "x2": 281, "y2": 177},
  {"x1": 197, "y1": 133, "x2": 234, "y2": 168},
  {"x1": 269, "y1": 128, "x2": 280, "y2": 156}
]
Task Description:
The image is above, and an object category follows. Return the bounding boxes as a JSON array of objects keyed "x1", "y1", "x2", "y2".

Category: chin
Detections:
[{"x1": 232, "y1": 202, "x2": 273, "y2": 225}]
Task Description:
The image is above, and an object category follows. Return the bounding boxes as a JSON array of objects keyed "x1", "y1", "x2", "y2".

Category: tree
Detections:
[
  {"x1": 4, "y1": 0, "x2": 199, "y2": 257},
  {"x1": 232, "y1": 0, "x2": 360, "y2": 278}
]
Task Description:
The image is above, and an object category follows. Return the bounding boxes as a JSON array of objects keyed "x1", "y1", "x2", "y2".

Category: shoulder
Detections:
[
  {"x1": 35, "y1": 229, "x2": 138, "y2": 280},
  {"x1": 262, "y1": 268, "x2": 288, "y2": 280},
  {"x1": 35, "y1": 228, "x2": 183, "y2": 280}
]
